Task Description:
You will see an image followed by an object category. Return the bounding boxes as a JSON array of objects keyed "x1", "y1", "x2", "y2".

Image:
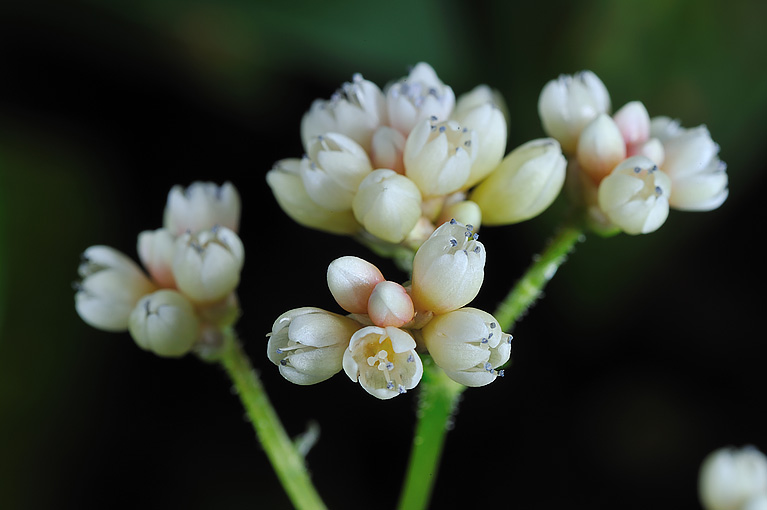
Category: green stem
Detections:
[
  {"x1": 397, "y1": 357, "x2": 464, "y2": 510},
  {"x1": 494, "y1": 223, "x2": 584, "y2": 331},
  {"x1": 397, "y1": 222, "x2": 585, "y2": 509},
  {"x1": 217, "y1": 330, "x2": 327, "y2": 510}
]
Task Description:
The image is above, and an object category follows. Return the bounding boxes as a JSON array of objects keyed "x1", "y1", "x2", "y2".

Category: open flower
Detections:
[
  {"x1": 421, "y1": 307, "x2": 511, "y2": 386},
  {"x1": 386, "y1": 62, "x2": 455, "y2": 135},
  {"x1": 411, "y1": 220, "x2": 485, "y2": 314},
  {"x1": 267, "y1": 307, "x2": 364, "y2": 385},
  {"x1": 343, "y1": 325, "x2": 423, "y2": 399}
]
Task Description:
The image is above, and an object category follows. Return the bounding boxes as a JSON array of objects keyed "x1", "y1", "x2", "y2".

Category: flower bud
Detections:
[
  {"x1": 75, "y1": 246, "x2": 156, "y2": 332},
  {"x1": 630, "y1": 137, "x2": 665, "y2": 164},
  {"x1": 267, "y1": 307, "x2": 363, "y2": 385},
  {"x1": 386, "y1": 62, "x2": 455, "y2": 136},
  {"x1": 661, "y1": 125, "x2": 728, "y2": 211},
  {"x1": 326, "y1": 256, "x2": 385, "y2": 314},
  {"x1": 163, "y1": 181, "x2": 240, "y2": 236},
  {"x1": 367, "y1": 281, "x2": 414, "y2": 328},
  {"x1": 137, "y1": 228, "x2": 176, "y2": 288},
  {"x1": 411, "y1": 220, "x2": 485, "y2": 314},
  {"x1": 597, "y1": 156, "x2": 671, "y2": 235},
  {"x1": 577, "y1": 114, "x2": 627, "y2": 183},
  {"x1": 128, "y1": 289, "x2": 200, "y2": 357},
  {"x1": 538, "y1": 70, "x2": 611, "y2": 153},
  {"x1": 352, "y1": 169, "x2": 422, "y2": 244},
  {"x1": 452, "y1": 91, "x2": 507, "y2": 188},
  {"x1": 613, "y1": 101, "x2": 650, "y2": 147},
  {"x1": 370, "y1": 126, "x2": 406, "y2": 174},
  {"x1": 172, "y1": 226, "x2": 244, "y2": 303},
  {"x1": 699, "y1": 446, "x2": 767, "y2": 510},
  {"x1": 421, "y1": 307, "x2": 511, "y2": 387},
  {"x1": 404, "y1": 119, "x2": 476, "y2": 197},
  {"x1": 267, "y1": 158, "x2": 361, "y2": 235},
  {"x1": 470, "y1": 139, "x2": 566, "y2": 225},
  {"x1": 437, "y1": 198, "x2": 482, "y2": 230},
  {"x1": 300, "y1": 73, "x2": 386, "y2": 152},
  {"x1": 343, "y1": 325, "x2": 423, "y2": 399},
  {"x1": 300, "y1": 133, "x2": 373, "y2": 211}
]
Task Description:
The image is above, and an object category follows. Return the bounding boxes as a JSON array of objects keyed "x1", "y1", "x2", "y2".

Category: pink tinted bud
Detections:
[
  {"x1": 613, "y1": 101, "x2": 650, "y2": 147},
  {"x1": 327, "y1": 256, "x2": 385, "y2": 313},
  {"x1": 367, "y1": 281, "x2": 414, "y2": 328}
]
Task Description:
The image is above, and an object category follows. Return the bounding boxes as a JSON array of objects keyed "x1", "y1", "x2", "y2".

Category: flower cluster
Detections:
[
  {"x1": 267, "y1": 63, "x2": 567, "y2": 250},
  {"x1": 74, "y1": 182, "x2": 244, "y2": 357},
  {"x1": 266, "y1": 220, "x2": 512, "y2": 399},
  {"x1": 538, "y1": 71, "x2": 728, "y2": 235},
  {"x1": 699, "y1": 445, "x2": 767, "y2": 510}
]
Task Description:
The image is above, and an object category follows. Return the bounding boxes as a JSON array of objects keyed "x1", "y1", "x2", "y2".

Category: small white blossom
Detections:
[
  {"x1": 137, "y1": 228, "x2": 176, "y2": 288},
  {"x1": 300, "y1": 73, "x2": 386, "y2": 152},
  {"x1": 367, "y1": 281, "x2": 414, "y2": 328},
  {"x1": 163, "y1": 181, "x2": 240, "y2": 236},
  {"x1": 369, "y1": 126, "x2": 407, "y2": 174},
  {"x1": 386, "y1": 62, "x2": 456, "y2": 136},
  {"x1": 613, "y1": 101, "x2": 651, "y2": 149},
  {"x1": 300, "y1": 133, "x2": 373, "y2": 211},
  {"x1": 576, "y1": 113, "x2": 627, "y2": 183},
  {"x1": 343, "y1": 325, "x2": 423, "y2": 399},
  {"x1": 268, "y1": 307, "x2": 363, "y2": 385},
  {"x1": 172, "y1": 226, "x2": 244, "y2": 303},
  {"x1": 326, "y1": 256, "x2": 385, "y2": 314},
  {"x1": 266, "y1": 158, "x2": 361, "y2": 235},
  {"x1": 75, "y1": 246, "x2": 156, "y2": 332},
  {"x1": 538, "y1": 70, "x2": 611, "y2": 153},
  {"x1": 128, "y1": 289, "x2": 200, "y2": 357},
  {"x1": 660, "y1": 124, "x2": 728, "y2": 211},
  {"x1": 352, "y1": 168, "x2": 422, "y2": 244},
  {"x1": 421, "y1": 307, "x2": 511, "y2": 386},
  {"x1": 470, "y1": 138, "x2": 566, "y2": 225},
  {"x1": 699, "y1": 446, "x2": 767, "y2": 510},
  {"x1": 598, "y1": 156, "x2": 671, "y2": 235},
  {"x1": 411, "y1": 220, "x2": 485, "y2": 315},
  {"x1": 404, "y1": 119, "x2": 476, "y2": 197}
]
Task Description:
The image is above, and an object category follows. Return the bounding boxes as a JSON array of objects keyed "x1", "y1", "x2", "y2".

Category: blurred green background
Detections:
[{"x1": 1, "y1": 0, "x2": 766, "y2": 508}]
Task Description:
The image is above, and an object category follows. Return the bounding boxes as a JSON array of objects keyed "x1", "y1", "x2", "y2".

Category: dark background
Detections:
[{"x1": 1, "y1": 1, "x2": 766, "y2": 508}]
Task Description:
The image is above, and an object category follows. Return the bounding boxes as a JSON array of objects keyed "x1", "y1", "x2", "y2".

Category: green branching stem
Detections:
[
  {"x1": 217, "y1": 330, "x2": 327, "y2": 510},
  {"x1": 397, "y1": 222, "x2": 585, "y2": 509}
]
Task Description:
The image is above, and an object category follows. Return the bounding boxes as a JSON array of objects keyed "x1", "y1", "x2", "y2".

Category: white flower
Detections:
[
  {"x1": 163, "y1": 181, "x2": 240, "y2": 236},
  {"x1": 266, "y1": 158, "x2": 361, "y2": 235},
  {"x1": 699, "y1": 446, "x2": 767, "y2": 510},
  {"x1": 300, "y1": 73, "x2": 386, "y2": 152},
  {"x1": 367, "y1": 281, "x2": 414, "y2": 328},
  {"x1": 352, "y1": 169, "x2": 422, "y2": 244},
  {"x1": 326, "y1": 256, "x2": 385, "y2": 314},
  {"x1": 660, "y1": 124, "x2": 728, "y2": 211},
  {"x1": 137, "y1": 228, "x2": 176, "y2": 288},
  {"x1": 436, "y1": 198, "x2": 482, "y2": 230},
  {"x1": 386, "y1": 62, "x2": 456, "y2": 136},
  {"x1": 267, "y1": 307, "x2": 363, "y2": 385},
  {"x1": 128, "y1": 289, "x2": 200, "y2": 357},
  {"x1": 452, "y1": 85, "x2": 508, "y2": 188},
  {"x1": 300, "y1": 133, "x2": 373, "y2": 211},
  {"x1": 598, "y1": 156, "x2": 671, "y2": 235},
  {"x1": 470, "y1": 138, "x2": 567, "y2": 225},
  {"x1": 411, "y1": 220, "x2": 485, "y2": 315},
  {"x1": 172, "y1": 226, "x2": 244, "y2": 303},
  {"x1": 343, "y1": 325, "x2": 423, "y2": 399},
  {"x1": 743, "y1": 496, "x2": 767, "y2": 510},
  {"x1": 613, "y1": 101, "x2": 651, "y2": 149},
  {"x1": 370, "y1": 126, "x2": 406, "y2": 174},
  {"x1": 538, "y1": 70, "x2": 611, "y2": 153},
  {"x1": 404, "y1": 119, "x2": 476, "y2": 197},
  {"x1": 421, "y1": 307, "x2": 511, "y2": 386},
  {"x1": 576, "y1": 113, "x2": 627, "y2": 183},
  {"x1": 75, "y1": 246, "x2": 156, "y2": 332}
]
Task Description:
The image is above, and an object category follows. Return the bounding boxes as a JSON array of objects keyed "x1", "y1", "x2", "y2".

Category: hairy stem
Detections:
[{"x1": 217, "y1": 331, "x2": 327, "y2": 510}]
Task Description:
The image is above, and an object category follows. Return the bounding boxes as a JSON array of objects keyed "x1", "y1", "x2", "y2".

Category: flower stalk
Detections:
[{"x1": 216, "y1": 329, "x2": 327, "y2": 510}]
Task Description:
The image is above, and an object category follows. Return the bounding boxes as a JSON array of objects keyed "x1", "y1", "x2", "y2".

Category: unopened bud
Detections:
[
  {"x1": 326, "y1": 256, "x2": 385, "y2": 314},
  {"x1": 163, "y1": 181, "x2": 240, "y2": 235},
  {"x1": 367, "y1": 281, "x2": 414, "y2": 328},
  {"x1": 352, "y1": 169, "x2": 422, "y2": 243},
  {"x1": 128, "y1": 289, "x2": 200, "y2": 357},
  {"x1": 577, "y1": 114, "x2": 627, "y2": 183},
  {"x1": 137, "y1": 228, "x2": 176, "y2": 288}
]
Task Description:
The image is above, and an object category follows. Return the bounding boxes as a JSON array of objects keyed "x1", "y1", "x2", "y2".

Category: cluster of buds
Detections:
[
  {"x1": 699, "y1": 445, "x2": 767, "y2": 510},
  {"x1": 74, "y1": 182, "x2": 244, "y2": 357},
  {"x1": 266, "y1": 220, "x2": 512, "y2": 399},
  {"x1": 538, "y1": 71, "x2": 729, "y2": 235},
  {"x1": 267, "y1": 62, "x2": 567, "y2": 250}
]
